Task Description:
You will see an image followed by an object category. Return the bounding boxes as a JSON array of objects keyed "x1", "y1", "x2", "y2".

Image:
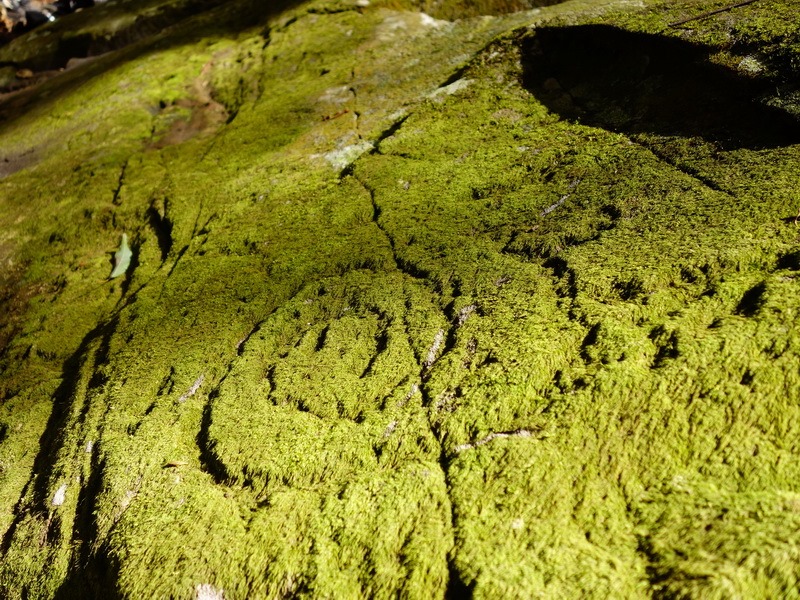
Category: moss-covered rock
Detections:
[{"x1": 1, "y1": 0, "x2": 800, "y2": 597}]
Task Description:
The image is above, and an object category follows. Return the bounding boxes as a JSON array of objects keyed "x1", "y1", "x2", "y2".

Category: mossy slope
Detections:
[{"x1": 1, "y1": 0, "x2": 800, "y2": 598}]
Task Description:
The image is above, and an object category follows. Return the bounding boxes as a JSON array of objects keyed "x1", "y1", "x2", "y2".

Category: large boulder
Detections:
[{"x1": 1, "y1": 0, "x2": 799, "y2": 597}]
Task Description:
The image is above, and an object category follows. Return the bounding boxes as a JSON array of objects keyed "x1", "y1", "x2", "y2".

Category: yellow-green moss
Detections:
[{"x1": 2, "y1": 0, "x2": 800, "y2": 597}]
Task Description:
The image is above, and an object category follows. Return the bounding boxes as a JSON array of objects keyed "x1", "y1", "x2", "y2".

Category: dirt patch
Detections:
[
  {"x1": 147, "y1": 61, "x2": 228, "y2": 149},
  {"x1": 0, "y1": 147, "x2": 39, "y2": 179}
]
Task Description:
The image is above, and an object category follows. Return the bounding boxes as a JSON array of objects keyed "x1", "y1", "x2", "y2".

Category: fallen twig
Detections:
[
  {"x1": 454, "y1": 429, "x2": 534, "y2": 453},
  {"x1": 668, "y1": 0, "x2": 760, "y2": 27},
  {"x1": 178, "y1": 374, "x2": 204, "y2": 403}
]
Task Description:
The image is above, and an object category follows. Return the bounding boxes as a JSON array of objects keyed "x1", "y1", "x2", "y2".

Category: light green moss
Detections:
[{"x1": 2, "y1": 0, "x2": 800, "y2": 597}]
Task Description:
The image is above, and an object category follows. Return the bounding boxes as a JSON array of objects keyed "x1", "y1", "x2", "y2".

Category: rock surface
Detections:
[{"x1": 1, "y1": 0, "x2": 800, "y2": 597}]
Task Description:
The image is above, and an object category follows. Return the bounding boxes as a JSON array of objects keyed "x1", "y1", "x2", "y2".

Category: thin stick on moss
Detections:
[{"x1": 668, "y1": 0, "x2": 760, "y2": 27}]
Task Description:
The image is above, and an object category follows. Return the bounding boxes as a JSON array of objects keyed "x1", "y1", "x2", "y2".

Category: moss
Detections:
[
  {"x1": 2, "y1": 0, "x2": 800, "y2": 597},
  {"x1": 638, "y1": 482, "x2": 800, "y2": 599}
]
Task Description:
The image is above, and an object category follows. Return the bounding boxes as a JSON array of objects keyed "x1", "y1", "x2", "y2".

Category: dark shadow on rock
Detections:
[
  {"x1": 521, "y1": 25, "x2": 800, "y2": 150},
  {"x1": 444, "y1": 555, "x2": 474, "y2": 600},
  {"x1": 0, "y1": 319, "x2": 110, "y2": 552},
  {"x1": 53, "y1": 534, "x2": 124, "y2": 600}
]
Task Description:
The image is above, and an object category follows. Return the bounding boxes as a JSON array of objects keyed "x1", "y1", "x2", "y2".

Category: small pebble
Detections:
[
  {"x1": 196, "y1": 583, "x2": 225, "y2": 600},
  {"x1": 52, "y1": 484, "x2": 67, "y2": 507}
]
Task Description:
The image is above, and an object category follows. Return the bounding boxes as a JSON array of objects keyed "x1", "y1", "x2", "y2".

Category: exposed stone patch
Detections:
[
  {"x1": 318, "y1": 140, "x2": 374, "y2": 171},
  {"x1": 428, "y1": 77, "x2": 472, "y2": 100},
  {"x1": 318, "y1": 84, "x2": 354, "y2": 105}
]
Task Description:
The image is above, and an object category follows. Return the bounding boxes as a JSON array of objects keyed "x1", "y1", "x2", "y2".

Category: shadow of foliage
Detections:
[{"x1": 521, "y1": 24, "x2": 800, "y2": 150}]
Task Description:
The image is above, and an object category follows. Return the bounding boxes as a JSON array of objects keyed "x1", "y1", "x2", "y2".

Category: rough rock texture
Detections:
[{"x1": 1, "y1": 0, "x2": 800, "y2": 597}]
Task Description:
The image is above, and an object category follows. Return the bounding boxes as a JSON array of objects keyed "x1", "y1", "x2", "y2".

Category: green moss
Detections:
[{"x1": 2, "y1": 0, "x2": 800, "y2": 596}]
